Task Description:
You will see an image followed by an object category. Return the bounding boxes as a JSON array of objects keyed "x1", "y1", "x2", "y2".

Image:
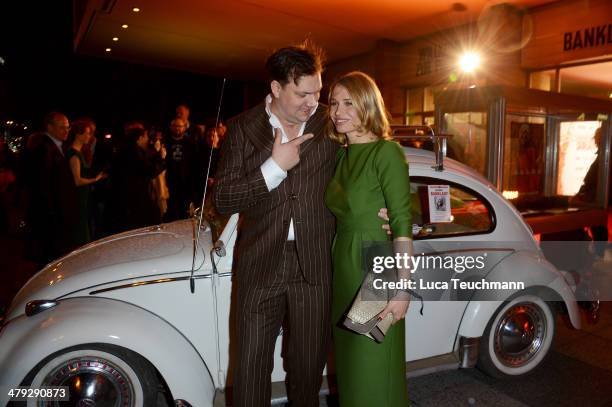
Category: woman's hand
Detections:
[
  {"x1": 378, "y1": 297, "x2": 410, "y2": 324},
  {"x1": 378, "y1": 207, "x2": 392, "y2": 235},
  {"x1": 95, "y1": 172, "x2": 108, "y2": 182}
]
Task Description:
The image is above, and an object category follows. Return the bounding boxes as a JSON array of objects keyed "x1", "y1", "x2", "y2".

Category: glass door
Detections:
[{"x1": 441, "y1": 111, "x2": 488, "y2": 176}]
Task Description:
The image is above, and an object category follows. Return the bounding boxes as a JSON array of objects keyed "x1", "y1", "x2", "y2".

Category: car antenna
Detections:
[{"x1": 190, "y1": 78, "x2": 227, "y2": 293}]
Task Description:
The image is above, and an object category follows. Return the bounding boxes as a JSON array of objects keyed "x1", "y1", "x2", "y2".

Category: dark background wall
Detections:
[{"x1": 0, "y1": 1, "x2": 251, "y2": 138}]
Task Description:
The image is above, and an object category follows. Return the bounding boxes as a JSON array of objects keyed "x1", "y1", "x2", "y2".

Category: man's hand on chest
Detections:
[{"x1": 271, "y1": 128, "x2": 313, "y2": 171}]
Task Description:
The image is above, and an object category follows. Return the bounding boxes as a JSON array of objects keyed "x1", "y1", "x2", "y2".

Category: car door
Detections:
[{"x1": 405, "y1": 176, "x2": 513, "y2": 361}]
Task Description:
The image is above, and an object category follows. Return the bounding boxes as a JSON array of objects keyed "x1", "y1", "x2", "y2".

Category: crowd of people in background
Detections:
[{"x1": 0, "y1": 104, "x2": 227, "y2": 267}]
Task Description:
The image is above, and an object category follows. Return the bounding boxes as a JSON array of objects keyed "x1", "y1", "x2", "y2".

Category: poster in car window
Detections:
[{"x1": 428, "y1": 185, "x2": 451, "y2": 223}]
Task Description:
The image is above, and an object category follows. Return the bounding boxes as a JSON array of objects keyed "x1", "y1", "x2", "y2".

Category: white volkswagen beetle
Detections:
[{"x1": 0, "y1": 144, "x2": 587, "y2": 407}]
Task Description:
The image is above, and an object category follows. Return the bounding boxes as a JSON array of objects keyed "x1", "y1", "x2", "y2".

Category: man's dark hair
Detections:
[
  {"x1": 123, "y1": 120, "x2": 145, "y2": 134},
  {"x1": 265, "y1": 40, "x2": 325, "y2": 86},
  {"x1": 126, "y1": 127, "x2": 147, "y2": 145},
  {"x1": 43, "y1": 111, "x2": 66, "y2": 127}
]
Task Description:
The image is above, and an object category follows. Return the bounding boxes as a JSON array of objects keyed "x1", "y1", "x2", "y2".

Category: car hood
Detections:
[{"x1": 7, "y1": 219, "x2": 211, "y2": 320}]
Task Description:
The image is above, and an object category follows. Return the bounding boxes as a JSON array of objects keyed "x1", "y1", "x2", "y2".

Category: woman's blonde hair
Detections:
[{"x1": 327, "y1": 71, "x2": 392, "y2": 145}]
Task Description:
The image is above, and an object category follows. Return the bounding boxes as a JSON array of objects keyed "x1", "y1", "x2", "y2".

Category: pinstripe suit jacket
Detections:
[{"x1": 213, "y1": 103, "x2": 338, "y2": 286}]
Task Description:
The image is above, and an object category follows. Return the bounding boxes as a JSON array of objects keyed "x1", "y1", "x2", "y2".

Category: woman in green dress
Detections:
[
  {"x1": 324, "y1": 71, "x2": 413, "y2": 406},
  {"x1": 66, "y1": 120, "x2": 106, "y2": 246}
]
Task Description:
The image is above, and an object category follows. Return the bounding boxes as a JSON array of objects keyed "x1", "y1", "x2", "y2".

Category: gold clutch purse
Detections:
[
  {"x1": 343, "y1": 297, "x2": 394, "y2": 343},
  {"x1": 342, "y1": 270, "x2": 423, "y2": 343},
  {"x1": 342, "y1": 272, "x2": 394, "y2": 343}
]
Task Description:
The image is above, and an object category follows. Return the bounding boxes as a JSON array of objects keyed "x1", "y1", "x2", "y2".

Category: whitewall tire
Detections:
[
  {"x1": 24, "y1": 344, "x2": 159, "y2": 407},
  {"x1": 478, "y1": 294, "x2": 555, "y2": 378}
]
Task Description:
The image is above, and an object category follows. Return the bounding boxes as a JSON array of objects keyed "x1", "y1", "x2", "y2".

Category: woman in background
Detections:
[
  {"x1": 112, "y1": 127, "x2": 166, "y2": 231},
  {"x1": 325, "y1": 71, "x2": 412, "y2": 406},
  {"x1": 66, "y1": 120, "x2": 106, "y2": 245}
]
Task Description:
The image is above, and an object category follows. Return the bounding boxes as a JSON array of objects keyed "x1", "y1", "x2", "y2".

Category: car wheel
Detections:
[
  {"x1": 22, "y1": 344, "x2": 159, "y2": 407},
  {"x1": 478, "y1": 294, "x2": 555, "y2": 378}
]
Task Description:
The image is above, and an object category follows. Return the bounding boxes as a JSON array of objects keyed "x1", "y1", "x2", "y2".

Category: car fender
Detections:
[
  {"x1": 0, "y1": 296, "x2": 214, "y2": 407},
  {"x1": 457, "y1": 250, "x2": 581, "y2": 339}
]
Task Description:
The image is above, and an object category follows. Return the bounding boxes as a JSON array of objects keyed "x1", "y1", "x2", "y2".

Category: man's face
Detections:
[
  {"x1": 170, "y1": 119, "x2": 186, "y2": 138},
  {"x1": 47, "y1": 115, "x2": 70, "y2": 142},
  {"x1": 271, "y1": 73, "x2": 322, "y2": 125},
  {"x1": 176, "y1": 106, "x2": 189, "y2": 121},
  {"x1": 137, "y1": 131, "x2": 149, "y2": 149}
]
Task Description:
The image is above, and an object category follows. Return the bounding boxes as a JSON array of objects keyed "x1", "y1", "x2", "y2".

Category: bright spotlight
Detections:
[{"x1": 459, "y1": 52, "x2": 481, "y2": 73}]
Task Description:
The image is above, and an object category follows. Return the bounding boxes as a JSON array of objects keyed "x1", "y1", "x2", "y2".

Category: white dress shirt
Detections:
[
  {"x1": 260, "y1": 94, "x2": 317, "y2": 240},
  {"x1": 46, "y1": 133, "x2": 64, "y2": 156}
]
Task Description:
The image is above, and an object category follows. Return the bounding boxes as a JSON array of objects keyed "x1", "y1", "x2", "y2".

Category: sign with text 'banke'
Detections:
[
  {"x1": 522, "y1": 0, "x2": 612, "y2": 68},
  {"x1": 563, "y1": 24, "x2": 612, "y2": 51}
]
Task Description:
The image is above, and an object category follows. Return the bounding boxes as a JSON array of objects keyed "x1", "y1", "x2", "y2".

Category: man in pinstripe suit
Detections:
[{"x1": 214, "y1": 43, "x2": 338, "y2": 406}]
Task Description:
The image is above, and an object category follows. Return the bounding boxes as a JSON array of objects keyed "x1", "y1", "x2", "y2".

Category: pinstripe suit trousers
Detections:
[{"x1": 233, "y1": 242, "x2": 332, "y2": 407}]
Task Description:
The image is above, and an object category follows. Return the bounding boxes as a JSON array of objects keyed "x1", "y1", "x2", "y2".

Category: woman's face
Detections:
[
  {"x1": 77, "y1": 126, "x2": 93, "y2": 144},
  {"x1": 330, "y1": 84, "x2": 363, "y2": 137}
]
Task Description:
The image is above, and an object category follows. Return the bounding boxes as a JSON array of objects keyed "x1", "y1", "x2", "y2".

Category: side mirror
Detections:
[
  {"x1": 212, "y1": 240, "x2": 226, "y2": 257},
  {"x1": 192, "y1": 205, "x2": 201, "y2": 218}
]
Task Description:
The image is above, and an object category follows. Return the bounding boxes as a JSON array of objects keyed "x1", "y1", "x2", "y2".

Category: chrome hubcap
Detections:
[
  {"x1": 41, "y1": 356, "x2": 134, "y2": 407},
  {"x1": 494, "y1": 302, "x2": 547, "y2": 367}
]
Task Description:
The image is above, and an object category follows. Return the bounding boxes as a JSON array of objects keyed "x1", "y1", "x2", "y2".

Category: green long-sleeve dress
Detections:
[{"x1": 324, "y1": 139, "x2": 412, "y2": 407}]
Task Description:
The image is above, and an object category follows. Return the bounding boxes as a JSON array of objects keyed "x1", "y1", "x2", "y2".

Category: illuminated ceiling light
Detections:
[
  {"x1": 121, "y1": 24, "x2": 128, "y2": 29},
  {"x1": 112, "y1": 37, "x2": 119, "y2": 42},
  {"x1": 469, "y1": 84, "x2": 476, "y2": 89},
  {"x1": 609, "y1": 92, "x2": 612, "y2": 98},
  {"x1": 105, "y1": 48, "x2": 112, "y2": 52},
  {"x1": 459, "y1": 51, "x2": 481, "y2": 73},
  {"x1": 132, "y1": 7, "x2": 140, "y2": 12}
]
